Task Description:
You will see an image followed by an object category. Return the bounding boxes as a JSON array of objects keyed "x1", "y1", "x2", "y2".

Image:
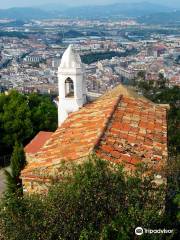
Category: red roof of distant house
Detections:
[
  {"x1": 170, "y1": 76, "x2": 180, "y2": 81},
  {"x1": 154, "y1": 45, "x2": 167, "y2": 51},
  {"x1": 25, "y1": 131, "x2": 53, "y2": 154}
]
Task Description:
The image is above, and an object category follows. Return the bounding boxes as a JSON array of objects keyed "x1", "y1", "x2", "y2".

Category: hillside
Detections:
[
  {"x1": 138, "y1": 10, "x2": 180, "y2": 24},
  {"x1": 62, "y1": 2, "x2": 171, "y2": 18},
  {"x1": 0, "y1": 7, "x2": 54, "y2": 20},
  {"x1": 0, "y1": 2, "x2": 172, "y2": 20}
]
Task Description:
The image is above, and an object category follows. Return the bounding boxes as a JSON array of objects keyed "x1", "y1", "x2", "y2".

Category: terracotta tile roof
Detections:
[
  {"x1": 96, "y1": 96, "x2": 167, "y2": 171},
  {"x1": 25, "y1": 131, "x2": 53, "y2": 154},
  {"x1": 21, "y1": 85, "x2": 168, "y2": 179}
]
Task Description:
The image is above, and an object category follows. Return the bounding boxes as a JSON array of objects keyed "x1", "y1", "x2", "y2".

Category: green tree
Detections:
[
  {"x1": 0, "y1": 91, "x2": 57, "y2": 165},
  {"x1": 0, "y1": 92, "x2": 12, "y2": 157},
  {"x1": 1, "y1": 91, "x2": 33, "y2": 148},
  {"x1": 0, "y1": 193, "x2": 45, "y2": 240},
  {"x1": 137, "y1": 70, "x2": 146, "y2": 81},
  {"x1": 4, "y1": 142, "x2": 26, "y2": 195},
  {"x1": 28, "y1": 93, "x2": 57, "y2": 134},
  {"x1": 158, "y1": 73, "x2": 166, "y2": 89},
  {"x1": 0, "y1": 156, "x2": 173, "y2": 240},
  {"x1": 173, "y1": 194, "x2": 180, "y2": 221}
]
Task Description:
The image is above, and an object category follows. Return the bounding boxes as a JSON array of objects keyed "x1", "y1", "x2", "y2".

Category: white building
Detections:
[{"x1": 58, "y1": 45, "x2": 87, "y2": 126}]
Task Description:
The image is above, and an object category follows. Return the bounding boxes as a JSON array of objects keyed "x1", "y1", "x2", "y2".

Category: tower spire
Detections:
[{"x1": 58, "y1": 45, "x2": 86, "y2": 126}]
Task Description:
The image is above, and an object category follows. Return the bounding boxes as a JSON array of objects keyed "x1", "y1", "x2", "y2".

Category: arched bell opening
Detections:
[{"x1": 65, "y1": 77, "x2": 74, "y2": 98}]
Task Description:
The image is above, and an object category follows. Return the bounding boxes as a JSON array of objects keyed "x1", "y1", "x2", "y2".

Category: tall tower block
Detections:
[{"x1": 58, "y1": 45, "x2": 86, "y2": 126}]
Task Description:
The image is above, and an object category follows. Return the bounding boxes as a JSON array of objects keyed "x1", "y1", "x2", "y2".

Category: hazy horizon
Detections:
[{"x1": 0, "y1": 0, "x2": 180, "y2": 9}]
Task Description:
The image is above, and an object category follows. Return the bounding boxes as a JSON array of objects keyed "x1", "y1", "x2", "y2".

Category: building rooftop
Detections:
[
  {"x1": 25, "y1": 131, "x2": 53, "y2": 154},
  {"x1": 22, "y1": 85, "x2": 168, "y2": 184}
]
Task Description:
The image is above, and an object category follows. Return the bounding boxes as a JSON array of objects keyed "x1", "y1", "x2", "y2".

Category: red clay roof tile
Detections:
[
  {"x1": 21, "y1": 85, "x2": 168, "y2": 180},
  {"x1": 25, "y1": 131, "x2": 53, "y2": 154}
]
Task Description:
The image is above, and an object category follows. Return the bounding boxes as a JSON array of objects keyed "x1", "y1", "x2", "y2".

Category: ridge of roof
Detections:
[
  {"x1": 21, "y1": 87, "x2": 123, "y2": 177},
  {"x1": 21, "y1": 84, "x2": 168, "y2": 179}
]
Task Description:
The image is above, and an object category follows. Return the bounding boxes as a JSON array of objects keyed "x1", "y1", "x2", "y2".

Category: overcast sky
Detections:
[{"x1": 0, "y1": 0, "x2": 180, "y2": 9}]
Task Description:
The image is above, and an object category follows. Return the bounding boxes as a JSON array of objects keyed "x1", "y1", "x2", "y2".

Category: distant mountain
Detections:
[
  {"x1": 0, "y1": 2, "x2": 173, "y2": 20},
  {"x1": 38, "y1": 3, "x2": 68, "y2": 12},
  {"x1": 138, "y1": 10, "x2": 180, "y2": 24},
  {"x1": 61, "y1": 2, "x2": 171, "y2": 18},
  {"x1": 0, "y1": 7, "x2": 54, "y2": 20}
]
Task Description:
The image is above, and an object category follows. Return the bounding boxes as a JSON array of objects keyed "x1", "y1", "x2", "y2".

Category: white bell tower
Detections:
[{"x1": 58, "y1": 45, "x2": 86, "y2": 126}]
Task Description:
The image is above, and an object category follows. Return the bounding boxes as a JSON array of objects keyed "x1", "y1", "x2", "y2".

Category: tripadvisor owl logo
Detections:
[
  {"x1": 135, "y1": 227, "x2": 144, "y2": 235},
  {"x1": 135, "y1": 227, "x2": 173, "y2": 235}
]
